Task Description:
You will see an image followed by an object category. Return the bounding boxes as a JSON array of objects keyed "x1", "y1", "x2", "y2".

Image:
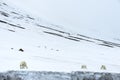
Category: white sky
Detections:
[{"x1": 6, "y1": 0, "x2": 120, "y2": 39}]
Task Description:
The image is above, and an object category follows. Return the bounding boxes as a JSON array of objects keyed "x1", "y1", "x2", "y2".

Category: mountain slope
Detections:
[{"x1": 0, "y1": 0, "x2": 120, "y2": 73}]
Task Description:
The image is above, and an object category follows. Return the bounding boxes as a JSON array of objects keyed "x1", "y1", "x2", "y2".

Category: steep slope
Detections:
[{"x1": 0, "y1": 0, "x2": 120, "y2": 73}]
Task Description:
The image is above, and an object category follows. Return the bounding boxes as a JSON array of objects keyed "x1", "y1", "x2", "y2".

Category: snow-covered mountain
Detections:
[{"x1": 0, "y1": 0, "x2": 120, "y2": 73}]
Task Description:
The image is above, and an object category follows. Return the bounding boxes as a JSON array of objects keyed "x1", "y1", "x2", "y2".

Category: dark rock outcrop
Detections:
[
  {"x1": 71, "y1": 71, "x2": 120, "y2": 80},
  {"x1": 0, "y1": 71, "x2": 120, "y2": 80}
]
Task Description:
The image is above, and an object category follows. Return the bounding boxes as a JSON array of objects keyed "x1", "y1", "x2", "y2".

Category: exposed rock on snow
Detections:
[{"x1": 0, "y1": 71, "x2": 120, "y2": 80}]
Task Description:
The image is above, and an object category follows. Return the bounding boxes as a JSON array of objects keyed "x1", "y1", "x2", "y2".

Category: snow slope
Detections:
[{"x1": 0, "y1": 0, "x2": 120, "y2": 73}]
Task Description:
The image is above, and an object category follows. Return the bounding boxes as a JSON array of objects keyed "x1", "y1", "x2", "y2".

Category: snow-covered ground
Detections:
[{"x1": 0, "y1": 0, "x2": 120, "y2": 73}]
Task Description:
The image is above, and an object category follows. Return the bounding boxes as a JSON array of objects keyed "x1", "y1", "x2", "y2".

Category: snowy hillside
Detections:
[{"x1": 0, "y1": 0, "x2": 120, "y2": 73}]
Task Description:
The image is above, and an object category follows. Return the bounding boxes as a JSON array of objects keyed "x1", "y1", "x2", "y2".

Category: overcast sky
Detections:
[{"x1": 6, "y1": 0, "x2": 120, "y2": 40}]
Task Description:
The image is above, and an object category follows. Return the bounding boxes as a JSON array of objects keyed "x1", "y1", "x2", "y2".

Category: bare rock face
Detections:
[
  {"x1": 0, "y1": 71, "x2": 120, "y2": 80},
  {"x1": 0, "y1": 71, "x2": 70, "y2": 80},
  {"x1": 71, "y1": 72, "x2": 120, "y2": 80},
  {"x1": 0, "y1": 73, "x2": 22, "y2": 80}
]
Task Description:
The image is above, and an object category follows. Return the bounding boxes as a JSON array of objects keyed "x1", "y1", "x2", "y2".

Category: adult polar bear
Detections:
[{"x1": 20, "y1": 61, "x2": 28, "y2": 69}]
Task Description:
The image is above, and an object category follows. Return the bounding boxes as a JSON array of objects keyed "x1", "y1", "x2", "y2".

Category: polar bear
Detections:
[
  {"x1": 20, "y1": 61, "x2": 28, "y2": 69},
  {"x1": 101, "y1": 65, "x2": 106, "y2": 70},
  {"x1": 81, "y1": 65, "x2": 87, "y2": 69}
]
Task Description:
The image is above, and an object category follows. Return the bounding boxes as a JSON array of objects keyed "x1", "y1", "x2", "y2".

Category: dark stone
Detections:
[
  {"x1": 98, "y1": 74, "x2": 113, "y2": 80},
  {"x1": 19, "y1": 48, "x2": 24, "y2": 52}
]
